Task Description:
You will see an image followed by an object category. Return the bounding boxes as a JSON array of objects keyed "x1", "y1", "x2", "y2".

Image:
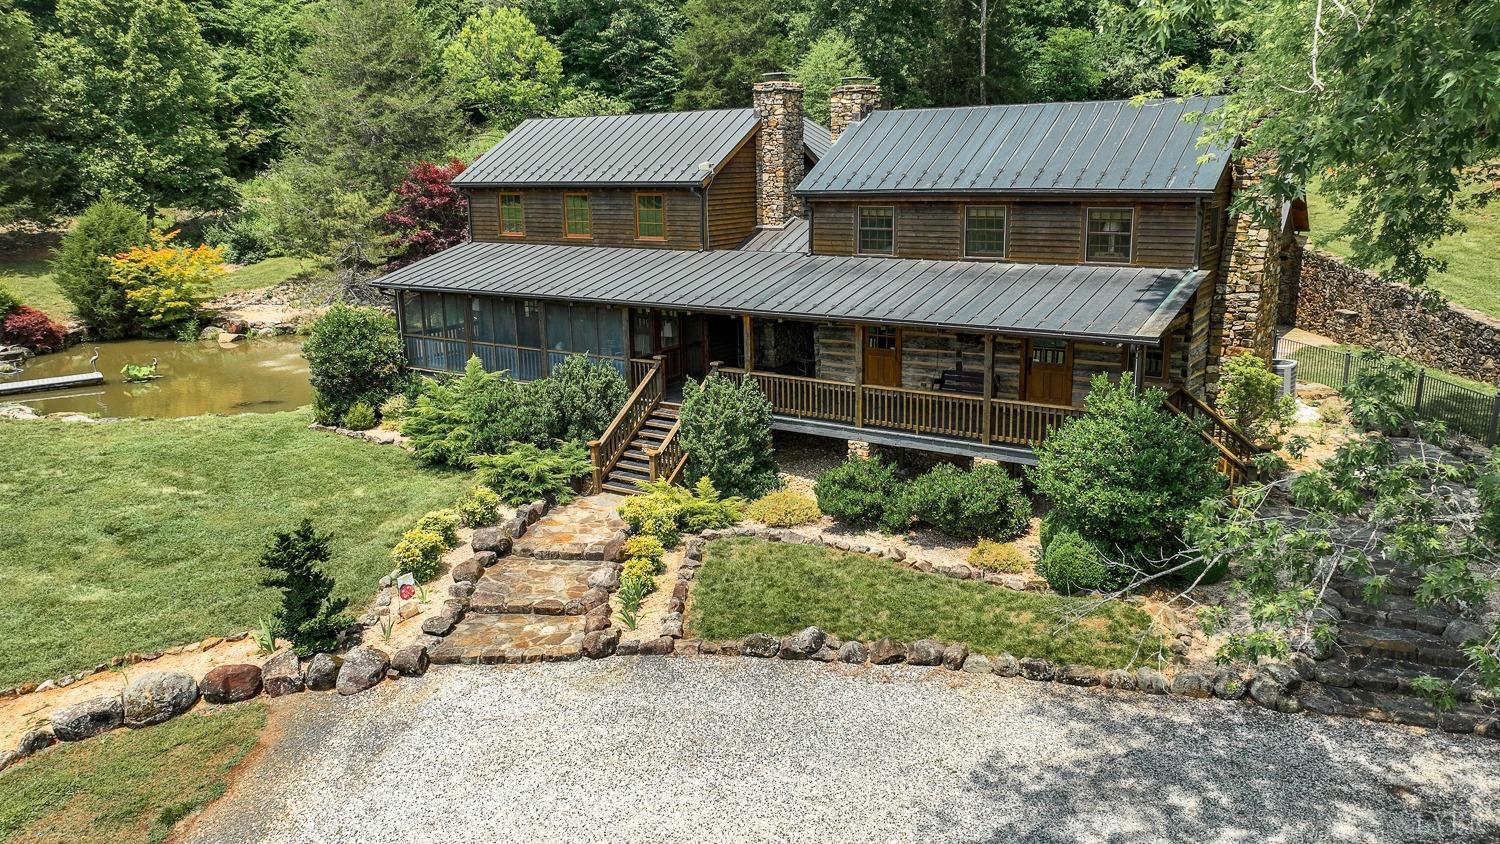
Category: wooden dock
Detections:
[{"x1": 0, "y1": 371, "x2": 106, "y2": 397}]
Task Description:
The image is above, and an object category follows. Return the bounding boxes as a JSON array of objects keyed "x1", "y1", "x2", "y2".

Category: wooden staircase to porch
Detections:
[
  {"x1": 588, "y1": 356, "x2": 688, "y2": 496},
  {"x1": 601, "y1": 403, "x2": 681, "y2": 494}
]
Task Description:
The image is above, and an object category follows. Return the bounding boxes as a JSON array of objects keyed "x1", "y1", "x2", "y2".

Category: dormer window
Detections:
[
  {"x1": 857, "y1": 206, "x2": 894, "y2": 255},
  {"x1": 564, "y1": 193, "x2": 592, "y2": 238},
  {"x1": 963, "y1": 206, "x2": 1007, "y2": 258},
  {"x1": 500, "y1": 193, "x2": 524, "y2": 236},
  {"x1": 635, "y1": 193, "x2": 665, "y2": 240},
  {"x1": 1085, "y1": 208, "x2": 1133, "y2": 263}
]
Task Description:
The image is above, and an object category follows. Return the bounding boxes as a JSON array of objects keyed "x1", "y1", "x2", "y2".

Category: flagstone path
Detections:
[{"x1": 430, "y1": 495, "x2": 625, "y2": 665}]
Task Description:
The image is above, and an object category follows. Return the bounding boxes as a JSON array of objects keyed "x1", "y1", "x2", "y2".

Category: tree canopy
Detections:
[{"x1": 442, "y1": 6, "x2": 564, "y2": 126}]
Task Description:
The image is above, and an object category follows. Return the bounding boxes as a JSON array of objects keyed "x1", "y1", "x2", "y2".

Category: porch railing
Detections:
[
  {"x1": 646, "y1": 416, "x2": 687, "y2": 484},
  {"x1": 589, "y1": 355, "x2": 665, "y2": 493},
  {"x1": 717, "y1": 368, "x2": 1083, "y2": 448},
  {"x1": 1165, "y1": 387, "x2": 1265, "y2": 487}
]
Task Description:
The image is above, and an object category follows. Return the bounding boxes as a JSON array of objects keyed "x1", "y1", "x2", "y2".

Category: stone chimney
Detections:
[
  {"x1": 752, "y1": 72, "x2": 805, "y2": 227},
  {"x1": 829, "y1": 76, "x2": 880, "y2": 142}
]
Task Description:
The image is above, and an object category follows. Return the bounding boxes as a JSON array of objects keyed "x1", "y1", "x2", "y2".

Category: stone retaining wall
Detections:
[{"x1": 1291, "y1": 250, "x2": 1500, "y2": 383}]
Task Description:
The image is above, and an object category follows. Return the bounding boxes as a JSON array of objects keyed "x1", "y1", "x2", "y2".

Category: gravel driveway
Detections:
[{"x1": 180, "y1": 659, "x2": 1500, "y2": 844}]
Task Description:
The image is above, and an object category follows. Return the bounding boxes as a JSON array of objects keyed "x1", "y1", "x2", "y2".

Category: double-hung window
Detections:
[
  {"x1": 499, "y1": 193, "x2": 524, "y2": 236},
  {"x1": 564, "y1": 193, "x2": 592, "y2": 238},
  {"x1": 964, "y1": 206, "x2": 1007, "y2": 258},
  {"x1": 857, "y1": 206, "x2": 895, "y2": 255},
  {"x1": 1085, "y1": 208, "x2": 1133, "y2": 263},
  {"x1": 636, "y1": 193, "x2": 666, "y2": 240}
]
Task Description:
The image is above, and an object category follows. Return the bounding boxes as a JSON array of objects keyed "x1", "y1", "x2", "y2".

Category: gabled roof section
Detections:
[
  {"x1": 376, "y1": 241, "x2": 1201, "y2": 345},
  {"x1": 737, "y1": 218, "x2": 809, "y2": 253},
  {"x1": 455, "y1": 109, "x2": 762, "y2": 189},
  {"x1": 802, "y1": 119, "x2": 832, "y2": 162},
  {"x1": 798, "y1": 96, "x2": 1231, "y2": 197}
]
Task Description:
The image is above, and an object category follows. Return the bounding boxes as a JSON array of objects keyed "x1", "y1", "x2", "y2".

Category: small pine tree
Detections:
[
  {"x1": 679, "y1": 373, "x2": 778, "y2": 499},
  {"x1": 259, "y1": 519, "x2": 352, "y2": 657}
]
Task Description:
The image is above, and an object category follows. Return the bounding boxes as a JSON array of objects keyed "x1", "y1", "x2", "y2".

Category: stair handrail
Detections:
[
  {"x1": 589, "y1": 355, "x2": 664, "y2": 493},
  {"x1": 1166, "y1": 387, "x2": 1264, "y2": 461},
  {"x1": 644, "y1": 415, "x2": 686, "y2": 484},
  {"x1": 1163, "y1": 388, "x2": 1262, "y2": 487}
]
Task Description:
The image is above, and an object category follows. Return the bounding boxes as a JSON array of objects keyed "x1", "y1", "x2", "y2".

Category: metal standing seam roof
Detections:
[
  {"x1": 375, "y1": 241, "x2": 1200, "y2": 344},
  {"x1": 736, "y1": 218, "x2": 810, "y2": 252},
  {"x1": 801, "y1": 119, "x2": 832, "y2": 161},
  {"x1": 797, "y1": 96, "x2": 1231, "y2": 196}
]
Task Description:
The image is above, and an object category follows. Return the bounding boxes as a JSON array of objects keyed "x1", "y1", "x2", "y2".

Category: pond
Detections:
[{"x1": 1, "y1": 337, "x2": 312, "y2": 418}]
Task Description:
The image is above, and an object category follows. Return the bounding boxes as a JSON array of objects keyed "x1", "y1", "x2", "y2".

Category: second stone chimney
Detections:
[
  {"x1": 830, "y1": 76, "x2": 880, "y2": 142},
  {"x1": 752, "y1": 72, "x2": 805, "y2": 227}
]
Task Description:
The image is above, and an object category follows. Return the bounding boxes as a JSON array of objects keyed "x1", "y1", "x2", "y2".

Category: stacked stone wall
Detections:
[
  {"x1": 751, "y1": 77, "x2": 805, "y2": 227},
  {"x1": 829, "y1": 78, "x2": 880, "y2": 141}
]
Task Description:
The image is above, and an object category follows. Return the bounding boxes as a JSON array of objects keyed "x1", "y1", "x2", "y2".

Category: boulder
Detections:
[
  {"x1": 906, "y1": 639, "x2": 945, "y2": 666},
  {"x1": 1444, "y1": 619, "x2": 1489, "y2": 646},
  {"x1": 1250, "y1": 671, "x2": 1294, "y2": 711},
  {"x1": 659, "y1": 614, "x2": 684, "y2": 639},
  {"x1": 123, "y1": 672, "x2": 200, "y2": 727},
  {"x1": 1056, "y1": 665, "x2": 1100, "y2": 687},
  {"x1": 15, "y1": 729, "x2": 55, "y2": 758},
  {"x1": 742, "y1": 633, "x2": 780, "y2": 658},
  {"x1": 1169, "y1": 670, "x2": 1212, "y2": 699},
  {"x1": 422, "y1": 614, "x2": 459, "y2": 636},
  {"x1": 779, "y1": 627, "x2": 826, "y2": 660},
  {"x1": 1211, "y1": 670, "x2": 1247, "y2": 700},
  {"x1": 261, "y1": 650, "x2": 304, "y2": 697},
  {"x1": 1018, "y1": 658, "x2": 1056, "y2": 682},
  {"x1": 304, "y1": 654, "x2": 342, "y2": 691},
  {"x1": 51, "y1": 695, "x2": 124, "y2": 741},
  {"x1": 450, "y1": 556, "x2": 488, "y2": 584},
  {"x1": 640, "y1": 636, "x2": 675, "y2": 656},
  {"x1": 809, "y1": 645, "x2": 838, "y2": 662},
  {"x1": 869, "y1": 637, "x2": 907, "y2": 665},
  {"x1": 0, "y1": 751, "x2": 16, "y2": 771},
  {"x1": 961, "y1": 654, "x2": 993, "y2": 674},
  {"x1": 615, "y1": 638, "x2": 641, "y2": 656},
  {"x1": 449, "y1": 581, "x2": 476, "y2": 599},
  {"x1": 336, "y1": 647, "x2": 389, "y2": 695},
  {"x1": 1314, "y1": 662, "x2": 1355, "y2": 688},
  {"x1": 200, "y1": 664, "x2": 263, "y2": 704},
  {"x1": 1287, "y1": 652, "x2": 1318, "y2": 681},
  {"x1": 470, "y1": 528, "x2": 512, "y2": 556},
  {"x1": 1102, "y1": 669, "x2": 1137, "y2": 691},
  {"x1": 1135, "y1": 667, "x2": 1170, "y2": 694},
  {"x1": 391, "y1": 645, "x2": 430, "y2": 676},
  {"x1": 582, "y1": 628, "x2": 621, "y2": 659},
  {"x1": 216, "y1": 332, "x2": 244, "y2": 345},
  {"x1": 941, "y1": 643, "x2": 970, "y2": 671},
  {"x1": 837, "y1": 641, "x2": 869, "y2": 664},
  {"x1": 992, "y1": 654, "x2": 1020, "y2": 677}
]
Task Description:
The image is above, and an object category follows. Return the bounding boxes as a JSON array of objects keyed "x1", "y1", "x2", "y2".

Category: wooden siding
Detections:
[
  {"x1": 705, "y1": 144, "x2": 758, "y2": 249},
  {"x1": 808, "y1": 196, "x2": 1200, "y2": 268},
  {"x1": 1070, "y1": 341, "x2": 1126, "y2": 405},
  {"x1": 468, "y1": 186, "x2": 703, "y2": 249}
]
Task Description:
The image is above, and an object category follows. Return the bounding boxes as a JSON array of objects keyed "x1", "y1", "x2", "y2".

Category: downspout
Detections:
[
  {"x1": 465, "y1": 190, "x2": 475, "y2": 242},
  {"x1": 806, "y1": 202, "x2": 815, "y2": 256},
  {"x1": 1192, "y1": 196, "x2": 1203, "y2": 269}
]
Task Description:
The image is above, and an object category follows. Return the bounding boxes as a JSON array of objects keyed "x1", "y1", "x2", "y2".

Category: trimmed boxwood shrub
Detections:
[
  {"x1": 814, "y1": 456, "x2": 902, "y2": 531},
  {"x1": 901, "y1": 462, "x2": 1031, "y2": 540},
  {"x1": 969, "y1": 539, "x2": 1029, "y2": 573},
  {"x1": 1036, "y1": 525, "x2": 1110, "y2": 594},
  {"x1": 303, "y1": 304, "x2": 407, "y2": 424},
  {"x1": 455, "y1": 485, "x2": 501, "y2": 527},
  {"x1": 342, "y1": 401, "x2": 377, "y2": 430},
  {"x1": 537, "y1": 354, "x2": 628, "y2": 443},
  {"x1": 391, "y1": 528, "x2": 445, "y2": 582}
]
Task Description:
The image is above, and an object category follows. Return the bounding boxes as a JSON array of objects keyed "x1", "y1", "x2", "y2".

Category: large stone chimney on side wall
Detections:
[
  {"x1": 829, "y1": 76, "x2": 880, "y2": 142},
  {"x1": 752, "y1": 72, "x2": 804, "y2": 227}
]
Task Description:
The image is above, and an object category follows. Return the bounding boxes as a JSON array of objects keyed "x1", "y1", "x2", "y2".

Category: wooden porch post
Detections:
[
  {"x1": 853, "y1": 323, "x2": 865, "y2": 428},
  {"x1": 742, "y1": 315, "x2": 756, "y2": 372},
  {"x1": 1131, "y1": 344, "x2": 1145, "y2": 391},
  {"x1": 464, "y1": 295, "x2": 475, "y2": 363},
  {"x1": 982, "y1": 333, "x2": 994, "y2": 444}
]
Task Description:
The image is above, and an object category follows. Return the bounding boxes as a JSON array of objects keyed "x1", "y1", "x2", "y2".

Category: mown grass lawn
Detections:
[
  {"x1": 0, "y1": 703, "x2": 264, "y2": 844},
  {"x1": 688, "y1": 538, "x2": 1160, "y2": 668},
  {"x1": 1305, "y1": 187, "x2": 1500, "y2": 319},
  {"x1": 0, "y1": 410, "x2": 469, "y2": 689}
]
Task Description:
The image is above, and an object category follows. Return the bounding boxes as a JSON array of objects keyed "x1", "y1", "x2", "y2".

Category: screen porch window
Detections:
[
  {"x1": 1085, "y1": 208, "x2": 1133, "y2": 263},
  {"x1": 636, "y1": 193, "x2": 665, "y2": 239},
  {"x1": 1143, "y1": 345, "x2": 1165, "y2": 378},
  {"x1": 964, "y1": 206, "x2": 1007, "y2": 257},
  {"x1": 857, "y1": 206, "x2": 894, "y2": 255},
  {"x1": 564, "y1": 193, "x2": 592, "y2": 238},
  {"x1": 499, "y1": 193, "x2": 524, "y2": 236}
]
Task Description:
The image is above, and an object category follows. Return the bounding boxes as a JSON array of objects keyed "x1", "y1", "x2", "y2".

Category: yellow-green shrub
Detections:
[
  {"x1": 455, "y1": 485, "x2": 501, "y2": 527},
  {"x1": 414, "y1": 509, "x2": 460, "y2": 549},
  {"x1": 622, "y1": 556, "x2": 660, "y2": 579},
  {"x1": 623, "y1": 535, "x2": 665, "y2": 565},
  {"x1": 392, "y1": 528, "x2": 445, "y2": 581},
  {"x1": 745, "y1": 489, "x2": 821, "y2": 527},
  {"x1": 969, "y1": 540, "x2": 1030, "y2": 573}
]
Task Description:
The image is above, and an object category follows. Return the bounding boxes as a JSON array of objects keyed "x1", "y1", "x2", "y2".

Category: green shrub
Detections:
[
  {"x1": 1478, "y1": 458, "x2": 1500, "y2": 544},
  {"x1": 258, "y1": 520, "x2": 353, "y2": 657},
  {"x1": 455, "y1": 485, "x2": 501, "y2": 527},
  {"x1": 50, "y1": 199, "x2": 151, "y2": 339},
  {"x1": 622, "y1": 555, "x2": 661, "y2": 579},
  {"x1": 1030, "y1": 376, "x2": 1225, "y2": 560},
  {"x1": 623, "y1": 535, "x2": 666, "y2": 565},
  {"x1": 302, "y1": 304, "x2": 407, "y2": 424},
  {"x1": 378, "y1": 394, "x2": 410, "y2": 423},
  {"x1": 471, "y1": 441, "x2": 592, "y2": 505},
  {"x1": 1217, "y1": 352, "x2": 1295, "y2": 444},
  {"x1": 901, "y1": 463, "x2": 1031, "y2": 540},
  {"x1": 537, "y1": 354, "x2": 629, "y2": 443},
  {"x1": 745, "y1": 489, "x2": 821, "y2": 527},
  {"x1": 391, "y1": 528, "x2": 446, "y2": 582},
  {"x1": 1036, "y1": 526, "x2": 1110, "y2": 594},
  {"x1": 969, "y1": 539, "x2": 1030, "y2": 573},
  {"x1": 310, "y1": 392, "x2": 339, "y2": 426},
  {"x1": 342, "y1": 401, "x2": 377, "y2": 430},
  {"x1": 401, "y1": 356, "x2": 580, "y2": 467},
  {"x1": 814, "y1": 456, "x2": 902, "y2": 530},
  {"x1": 1342, "y1": 351, "x2": 1416, "y2": 433},
  {"x1": 618, "y1": 478, "x2": 743, "y2": 548},
  {"x1": 414, "y1": 509, "x2": 460, "y2": 549},
  {"x1": 679, "y1": 374, "x2": 779, "y2": 498},
  {"x1": 0, "y1": 282, "x2": 19, "y2": 316}
]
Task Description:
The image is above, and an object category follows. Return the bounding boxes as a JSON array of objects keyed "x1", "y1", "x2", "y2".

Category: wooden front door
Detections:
[
  {"x1": 863, "y1": 326, "x2": 901, "y2": 387},
  {"x1": 1024, "y1": 338, "x2": 1073, "y2": 405},
  {"x1": 657, "y1": 310, "x2": 683, "y2": 381}
]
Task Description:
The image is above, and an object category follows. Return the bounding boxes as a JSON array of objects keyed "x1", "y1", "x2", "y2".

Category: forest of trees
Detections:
[{"x1": 0, "y1": 0, "x2": 1494, "y2": 288}]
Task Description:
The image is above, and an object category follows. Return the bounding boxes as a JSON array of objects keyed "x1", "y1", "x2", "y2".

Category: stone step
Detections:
[
  {"x1": 1298, "y1": 681, "x2": 1495, "y2": 735},
  {"x1": 1336, "y1": 622, "x2": 1470, "y2": 669},
  {"x1": 429, "y1": 613, "x2": 587, "y2": 665},
  {"x1": 1326, "y1": 589, "x2": 1459, "y2": 636},
  {"x1": 1344, "y1": 657, "x2": 1483, "y2": 701},
  {"x1": 469, "y1": 557, "x2": 608, "y2": 616}
]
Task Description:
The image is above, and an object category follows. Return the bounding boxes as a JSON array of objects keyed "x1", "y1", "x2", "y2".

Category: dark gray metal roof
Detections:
[
  {"x1": 798, "y1": 97, "x2": 1230, "y2": 197},
  {"x1": 455, "y1": 109, "x2": 760, "y2": 188},
  {"x1": 376, "y1": 241, "x2": 1199, "y2": 344},
  {"x1": 802, "y1": 119, "x2": 832, "y2": 161},
  {"x1": 737, "y1": 218, "x2": 809, "y2": 253}
]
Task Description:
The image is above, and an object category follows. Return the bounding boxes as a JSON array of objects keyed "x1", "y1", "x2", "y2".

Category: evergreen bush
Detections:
[
  {"x1": 745, "y1": 489, "x2": 821, "y2": 527},
  {"x1": 968, "y1": 540, "x2": 1030, "y2": 573},
  {"x1": 341, "y1": 401, "x2": 377, "y2": 430},
  {"x1": 455, "y1": 485, "x2": 501, "y2": 527},
  {"x1": 679, "y1": 374, "x2": 778, "y2": 499},
  {"x1": 391, "y1": 527, "x2": 445, "y2": 582},
  {"x1": 901, "y1": 462, "x2": 1031, "y2": 540},
  {"x1": 413, "y1": 509, "x2": 460, "y2": 549},
  {"x1": 51, "y1": 199, "x2": 150, "y2": 339},
  {"x1": 813, "y1": 456, "x2": 902, "y2": 531},
  {"x1": 471, "y1": 441, "x2": 592, "y2": 505},
  {"x1": 0, "y1": 282, "x2": 19, "y2": 316},
  {"x1": 303, "y1": 304, "x2": 407, "y2": 423},
  {"x1": 258, "y1": 520, "x2": 353, "y2": 657},
  {"x1": 617, "y1": 478, "x2": 742, "y2": 549},
  {"x1": 537, "y1": 354, "x2": 628, "y2": 443},
  {"x1": 1217, "y1": 352, "x2": 1294, "y2": 444},
  {"x1": 1035, "y1": 525, "x2": 1110, "y2": 594}
]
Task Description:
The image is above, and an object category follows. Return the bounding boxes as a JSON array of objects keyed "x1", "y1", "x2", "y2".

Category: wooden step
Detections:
[{"x1": 601, "y1": 481, "x2": 641, "y2": 495}]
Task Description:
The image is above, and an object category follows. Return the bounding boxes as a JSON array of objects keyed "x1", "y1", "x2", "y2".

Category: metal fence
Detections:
[{"x1": 1275, "y1": 336, "x2": 1500, "y2": 444}]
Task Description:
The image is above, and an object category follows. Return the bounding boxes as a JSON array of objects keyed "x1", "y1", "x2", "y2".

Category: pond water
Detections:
[{"x1": 1, "y1": 337, "x2": 312, "y2": 418}]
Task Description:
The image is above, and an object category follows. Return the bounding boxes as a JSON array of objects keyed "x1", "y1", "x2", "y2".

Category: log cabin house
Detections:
[{"x1": 376, "y1": 74, "x2": 1303, "y2": 494}]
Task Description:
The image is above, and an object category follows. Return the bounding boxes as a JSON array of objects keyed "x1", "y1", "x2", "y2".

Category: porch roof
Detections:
[{"x1": 375, "y1": 241, "x2": 1201, "y2": 344}]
